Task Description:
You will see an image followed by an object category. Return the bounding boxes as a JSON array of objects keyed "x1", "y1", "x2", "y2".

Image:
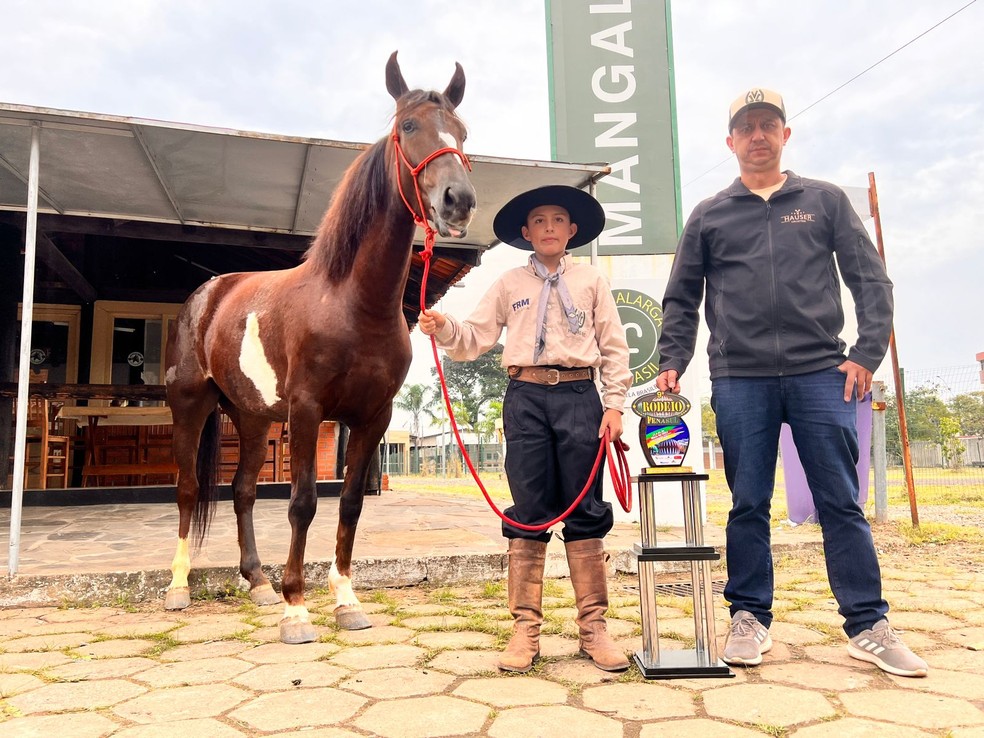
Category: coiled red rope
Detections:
[{"x1": 393, "y1": 125, "x2": 632, "y2": 532}]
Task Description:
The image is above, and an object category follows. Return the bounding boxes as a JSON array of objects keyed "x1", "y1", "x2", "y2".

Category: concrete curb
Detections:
[{"x1": 0, "y1": 541, "x2": 824, "y2": 608}]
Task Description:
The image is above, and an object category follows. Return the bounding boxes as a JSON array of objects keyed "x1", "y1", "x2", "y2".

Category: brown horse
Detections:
[{"x1": 162, "y1": 51, "x2": 476, "y2": 644}]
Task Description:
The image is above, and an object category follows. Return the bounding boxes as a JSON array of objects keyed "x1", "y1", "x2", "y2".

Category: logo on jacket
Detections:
[
  {"x1": 780, "y1": 208, "x2": 816, "y2": 224},
  {"x1": 511, "y1": 297, "x2": 530, "y2": 312}
]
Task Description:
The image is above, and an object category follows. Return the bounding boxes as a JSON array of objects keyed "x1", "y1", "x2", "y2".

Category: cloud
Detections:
[{"x1": 3, "y1": 0, "x2": 981, "y2": 411}]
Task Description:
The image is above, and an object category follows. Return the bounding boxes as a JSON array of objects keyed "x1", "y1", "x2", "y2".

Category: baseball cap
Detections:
[{"x1": 728, "y1": 88, "x2": 786, "y2": 131}]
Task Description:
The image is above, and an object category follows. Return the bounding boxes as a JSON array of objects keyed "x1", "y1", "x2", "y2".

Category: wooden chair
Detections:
[
  {"x1": 17, "y1": 397, "x2": 71, "y2": 489},
  {"x1": 83, "y1": 424, "x2": 140, "y2": 486}
]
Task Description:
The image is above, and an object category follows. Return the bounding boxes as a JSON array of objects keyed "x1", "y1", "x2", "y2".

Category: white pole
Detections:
[
  {"x1": 444, "y1": 425, "x2": 449, "y2": 477},
  {"x1": 589, "y1": 180, "x2": 598, "y2": 267},
  {"x1": 872, "y1": 381, "x2": 889, "y2": 524},
  {"x1": 9, "y1": 122, "x2": 41, "y2": 578}
]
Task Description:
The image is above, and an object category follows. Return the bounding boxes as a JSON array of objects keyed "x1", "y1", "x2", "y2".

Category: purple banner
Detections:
[{"x1": 780, "y1": 395, "x2": 873, "y2": 525}]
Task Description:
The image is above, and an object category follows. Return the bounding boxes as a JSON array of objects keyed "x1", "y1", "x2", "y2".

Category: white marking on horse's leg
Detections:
[
  {"x1": 239, "y1": 312, "x2": 281, "y2": 407},
  {"x1": 168, "y1": 538, "x2": 191, "y2": 589},
  {"x1": 438, "y1": 131, "x2": 464, "y2": 167},
  {"x1": 282, "y1": 603, "x2": 311, "y2": 622},
  {"x1": 329, "y1": 561, "x2": 362, "y2": 609}
]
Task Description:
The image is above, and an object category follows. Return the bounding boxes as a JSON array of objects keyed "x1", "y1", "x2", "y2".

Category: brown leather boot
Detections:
[
  {"x1": 566, "y1": 538, "x2": 630, "y2": 672},
  {"x1": 498, "y1": 538, "x2": 547, "y2": 673}
]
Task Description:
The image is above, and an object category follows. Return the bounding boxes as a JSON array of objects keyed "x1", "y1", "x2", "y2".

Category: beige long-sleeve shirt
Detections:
[{"x1": 435, "y1": 255, "x2": 632, "y2": 410}]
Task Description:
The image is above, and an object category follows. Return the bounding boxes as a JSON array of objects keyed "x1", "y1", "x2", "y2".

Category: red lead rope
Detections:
[{"x1": 393, "y1": 125, "x2": 632, "y2": 532}]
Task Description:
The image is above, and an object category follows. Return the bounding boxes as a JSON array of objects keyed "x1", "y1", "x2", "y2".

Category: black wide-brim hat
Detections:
[{"x1": 492, "y1": 184, "x2": 606, "y2": 251}]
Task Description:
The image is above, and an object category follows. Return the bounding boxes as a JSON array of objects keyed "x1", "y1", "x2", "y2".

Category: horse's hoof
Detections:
[
  {"x1": 250, "y1": 583, "x2": 282, "y2": 606},
  {"x1": 334, "y1": 604, "x2": 372, "y2": 630},
  {"x1": 164, "y1": 586, "x2": 191, "y2": 611},
  {"x1": 280, "y1": 617, "x2": 318, "y2": 644}
]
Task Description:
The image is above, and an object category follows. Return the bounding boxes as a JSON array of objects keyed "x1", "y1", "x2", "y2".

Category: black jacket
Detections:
[{"x1": 658, "y1": 171, "x2": 894, "y2": 379}]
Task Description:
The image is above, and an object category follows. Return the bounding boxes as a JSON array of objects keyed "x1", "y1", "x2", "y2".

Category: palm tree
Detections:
[
  {"x1": 395, "y1": 384, "x2": 432, "y2": 472},
  {"x1": 395, "y1": 384, "x2": 430, "y2": 438}
]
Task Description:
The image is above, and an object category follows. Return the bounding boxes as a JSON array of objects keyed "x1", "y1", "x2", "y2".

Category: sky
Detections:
[{"x1": 3, "y1": 0, "x2": 982, "y2": 434}]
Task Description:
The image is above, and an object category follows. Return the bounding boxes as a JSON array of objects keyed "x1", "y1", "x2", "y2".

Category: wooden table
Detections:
[{"x1": 56, "y1": 406, "x2": 177, "y2": 485}]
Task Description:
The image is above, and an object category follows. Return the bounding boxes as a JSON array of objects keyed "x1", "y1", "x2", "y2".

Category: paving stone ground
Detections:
[
  {"x1": 1, "y1": 484, "x2": 983, "y2": 736},
  {"x1": 2, "y1": 541, "x2": 983, "y2": 737}
]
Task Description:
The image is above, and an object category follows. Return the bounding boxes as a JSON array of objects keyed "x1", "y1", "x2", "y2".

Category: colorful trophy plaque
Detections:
[{"x1": 631, "y1": 391, "x2": 692, "y2": 473}]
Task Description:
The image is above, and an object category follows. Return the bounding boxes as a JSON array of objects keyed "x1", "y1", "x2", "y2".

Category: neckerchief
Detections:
[{"x1": 531, "y1": 255, "x2": 580, "y2": 363}]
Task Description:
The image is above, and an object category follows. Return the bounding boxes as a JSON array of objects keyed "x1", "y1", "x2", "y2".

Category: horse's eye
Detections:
[{"x1": 401, "y1": 120, "x2": 415, "y2": 134}]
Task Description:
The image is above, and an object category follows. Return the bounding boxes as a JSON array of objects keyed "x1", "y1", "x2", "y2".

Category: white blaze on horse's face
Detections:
[
  {"x1": 239, "y1": 312, "x2": 281, "y2": 407},
  {"x1": 438, "y1": 131, "x2": 464, "y2": 166}
]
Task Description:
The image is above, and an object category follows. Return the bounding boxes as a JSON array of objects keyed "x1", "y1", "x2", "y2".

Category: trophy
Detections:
[{"x1": 630, "y1": 391, "x2": 693, "y2": 473}]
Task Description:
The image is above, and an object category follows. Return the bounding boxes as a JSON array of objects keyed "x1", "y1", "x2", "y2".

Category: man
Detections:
[
  {"x1": 656, "y1": 89, "x2": 927, "y2": 677},
  {"x1": 419, "y1": 185, "x2": 632, "y2": 673}
]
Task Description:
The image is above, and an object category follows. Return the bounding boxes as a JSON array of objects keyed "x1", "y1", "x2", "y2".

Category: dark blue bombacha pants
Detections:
[{"x1": 501, "y1": 377, "x2": 614, "y2": 544}]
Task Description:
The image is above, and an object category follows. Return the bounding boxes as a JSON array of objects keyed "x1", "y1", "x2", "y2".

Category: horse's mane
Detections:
[
  {"x1": 304, "y1": 137, "x2": 391, "y2": 281},
  {"x1": 304, "y1": 89, "x2": 463, "y2": 282}
]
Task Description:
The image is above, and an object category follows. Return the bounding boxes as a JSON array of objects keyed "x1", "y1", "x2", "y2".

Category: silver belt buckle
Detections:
[{"x1": 543, "y1": 368, "x2": 560, "y2": 385}]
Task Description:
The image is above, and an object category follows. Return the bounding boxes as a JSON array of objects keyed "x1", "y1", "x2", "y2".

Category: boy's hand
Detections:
[
  {"x1": 599, "y1": 408, "x2": 623, "y2": 441},
  {"x1": 417, "y1": 309, "x2": 446, "y2": 336}
]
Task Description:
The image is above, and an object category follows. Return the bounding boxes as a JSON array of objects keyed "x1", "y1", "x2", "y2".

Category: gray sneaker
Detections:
[
  {"x1": 723, "y1": 610, "x2": 772, "y2": 666},
  {"x1": 847, "y1": 619, "x2": 928, "y2": 677}
]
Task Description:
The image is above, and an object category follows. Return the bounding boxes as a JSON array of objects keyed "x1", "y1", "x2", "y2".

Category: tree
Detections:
[
  {"x1": 421, "y1": 391, "x2": 452, "y2": 476},
  {"x1": 430, "y1": 343, "x2": 507, "y2": 440},
  {"x1": 432, "y1": 343, "x2": 508, "y2": 412},
  {"x1": 700, "y1": 399, "x2": 718, "y2": 443},
  {"x1": 949, "y1": 391, "x2": 984, "y2": 438},
  {"x1": 475, "y1": 399, "x2": 503, "y2": 443},
  {"x1": 938, "y1": 415, "x2": 965, "y2": 469},
  {"x1": 899, "y1": 386, "x2": 951, "y2": 441},
  {"x1": 394, "y1": 383, "x2": 431, "y2": 440},
  {"x1": 427, "y1": 345, "x2": 509, "y2": 475},
  {"x1": 885, "y1": 384, "x2": 969, "y2": 467}
]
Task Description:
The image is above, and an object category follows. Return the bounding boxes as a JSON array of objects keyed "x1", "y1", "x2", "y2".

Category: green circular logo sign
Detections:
[{"x1": 613, "y1": 288, "x2": 662, "y2": 389}]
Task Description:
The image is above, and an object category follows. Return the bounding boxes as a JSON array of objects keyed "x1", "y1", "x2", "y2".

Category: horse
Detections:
[{"x1": 162, "y1": 51, "x2": 476, "y2": 644}]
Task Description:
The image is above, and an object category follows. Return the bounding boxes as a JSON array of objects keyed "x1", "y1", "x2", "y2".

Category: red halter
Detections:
[{"x1": 391, "y1": 122, "x2": 471, "y2": 256}]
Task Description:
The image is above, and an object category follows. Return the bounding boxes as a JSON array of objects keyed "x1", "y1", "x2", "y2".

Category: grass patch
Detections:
[
  {"x1": 143, "y1": 631, "x2": 181, "y2": 657},
  {"x1": 481, "y1": 580, "x2": 505, "y2": 599},
  {"x1": 428, "y1": 587, "x2": 459, "y2": 605},
  {"x1": 896, "y1": 521, "x2": 982, "y2": 545},
  {"x1": 542, "y1": 580, "x2": 567, "y2": 599},
  {"x1": 754, "y1": 725, "x2": 788, "y2": 737}
]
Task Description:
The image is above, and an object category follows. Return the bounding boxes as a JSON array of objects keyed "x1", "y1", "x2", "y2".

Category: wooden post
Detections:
[{"x1": 868, "y1": 172, "x2": 918, "y2": 526}]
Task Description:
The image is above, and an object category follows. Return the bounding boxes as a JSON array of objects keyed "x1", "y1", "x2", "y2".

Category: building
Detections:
[{"x1": 1, "y1": 102, "x2": 606, "y2": 495}]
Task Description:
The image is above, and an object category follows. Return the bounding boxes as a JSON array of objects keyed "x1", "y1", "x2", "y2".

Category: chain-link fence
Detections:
[{"x1": 885, "y1": 363, "x2": 984, "y2": 504}]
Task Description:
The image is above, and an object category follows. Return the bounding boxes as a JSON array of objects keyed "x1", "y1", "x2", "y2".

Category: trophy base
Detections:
[{"x1": 643, "y1": 466, "x2": 693, "y2": 474}]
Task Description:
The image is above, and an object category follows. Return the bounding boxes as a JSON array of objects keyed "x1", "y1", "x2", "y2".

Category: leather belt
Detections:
[{"x1": 507, "y1": 366, "x2": 594, "y2": 385}]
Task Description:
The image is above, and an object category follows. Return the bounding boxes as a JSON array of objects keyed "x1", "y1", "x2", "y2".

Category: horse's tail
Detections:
[{"x1": 192, "y1": 408, "x2": 222, "y2": 547}]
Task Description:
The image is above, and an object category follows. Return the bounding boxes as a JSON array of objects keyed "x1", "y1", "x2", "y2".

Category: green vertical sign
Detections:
[{"x1": 546, "y1": 0, "x2": 681, "y2": 255}]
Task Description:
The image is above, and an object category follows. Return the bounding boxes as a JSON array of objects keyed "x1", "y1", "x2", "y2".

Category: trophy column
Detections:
[{"x1": 634, "y1": 471, "x2": 733, "y2": 679}]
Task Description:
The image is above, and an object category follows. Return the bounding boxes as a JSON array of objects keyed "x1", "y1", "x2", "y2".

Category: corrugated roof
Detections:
[{"x1": 0, "y1": 102, "x2": 609, "y2": 250}]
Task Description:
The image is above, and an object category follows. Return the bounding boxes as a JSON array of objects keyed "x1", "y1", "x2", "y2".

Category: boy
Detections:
[{"x1": 418, "y1": 185, "x2": 632, "y2": 673}]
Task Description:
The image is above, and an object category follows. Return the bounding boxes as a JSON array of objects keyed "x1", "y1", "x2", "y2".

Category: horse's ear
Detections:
[
  {"x1": 443, "y1": 62, "x2": 466, "y2": 109},
  {"x1": 385, "y1": 51, "x2": 409, "y2": 101}
]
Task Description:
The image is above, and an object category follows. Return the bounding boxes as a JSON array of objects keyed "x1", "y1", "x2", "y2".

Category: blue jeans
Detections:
[{"x1": 711, "y1": 367, "x2": 887, "y2": 637}]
